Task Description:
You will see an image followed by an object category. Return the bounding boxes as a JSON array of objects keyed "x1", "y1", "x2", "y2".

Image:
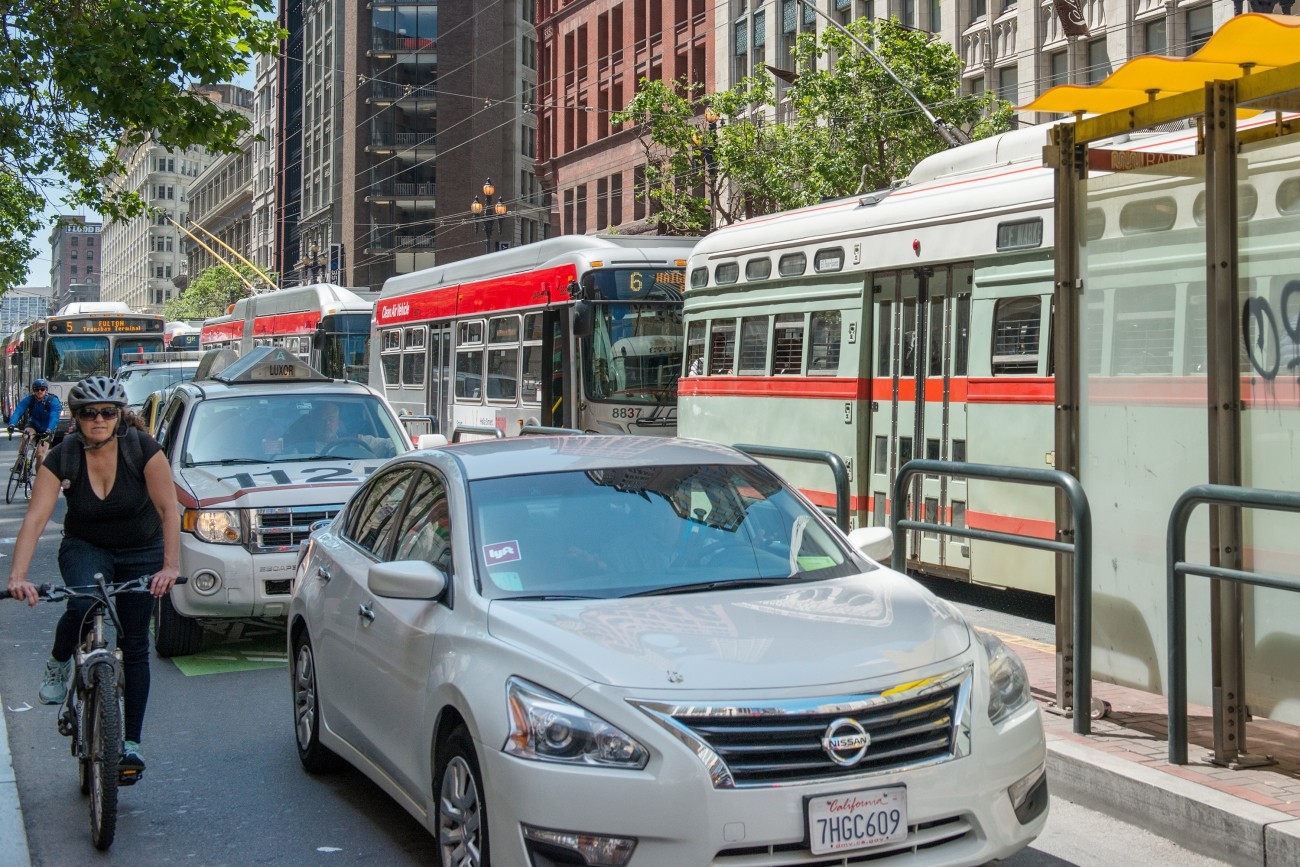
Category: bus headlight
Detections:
[
  {"x1": 182, "y1": 509, "x2": 242, "y2": 544},
  {"x1": 978, "y1": 630, "x2": 1032, "y2": 725}
]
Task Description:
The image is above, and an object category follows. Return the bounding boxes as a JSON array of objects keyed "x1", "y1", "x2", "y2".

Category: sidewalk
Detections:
[
  {"x1": 0, "y1": 688, "x2": 31, "y2": 867},
  {"x1": 1001, "y1": 631, "x2": 1300, "y2": 867}
]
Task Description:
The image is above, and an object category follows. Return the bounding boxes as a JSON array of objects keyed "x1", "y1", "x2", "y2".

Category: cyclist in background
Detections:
[
  {"x1": 9, "y1": 378, "x2": 62, "y2": 467},
  {"x1": 5, "y1": 375, "x2": 179, "y2": 779}
]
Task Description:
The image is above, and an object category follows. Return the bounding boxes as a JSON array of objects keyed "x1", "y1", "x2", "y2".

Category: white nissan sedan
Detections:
[{"x1": 288, "y1": 436, "x2": 1048, "y2": 867}]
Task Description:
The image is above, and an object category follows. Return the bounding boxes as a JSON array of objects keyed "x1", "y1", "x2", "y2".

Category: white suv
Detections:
[{"x1": 152, "y1": 346, "x2": 409, "y2": 656}]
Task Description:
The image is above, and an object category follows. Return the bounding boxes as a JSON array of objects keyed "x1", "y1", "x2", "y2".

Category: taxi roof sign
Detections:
[{"x1": 209, "y1": 345, "x2": 330, "y2": 384}]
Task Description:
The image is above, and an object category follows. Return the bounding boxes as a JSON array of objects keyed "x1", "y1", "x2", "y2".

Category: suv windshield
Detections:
[
  {"x1": 117, "y1": 365, "x2": 199, "y2": 406},
  {"x1": 471, "y1": 463, "x2": 861, "y2": 600},
  {"x1": 182, "y1": 394, "x2": 408, "y2": 466}
]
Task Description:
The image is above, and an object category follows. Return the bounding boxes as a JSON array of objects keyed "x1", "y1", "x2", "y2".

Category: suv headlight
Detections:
[
  {"x1": 182, "y1": 508, "x2": 242, "y2": 544},
  {"x1": 504, "y1": 677, "x2": 649, "y2": 769},
  {"x1": 977, "y1": 630, "x2": 1032, "y2": 725}
]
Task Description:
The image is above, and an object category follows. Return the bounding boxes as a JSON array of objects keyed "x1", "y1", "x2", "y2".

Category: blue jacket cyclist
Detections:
[{"x1": 8, "y1": 379, "x2": 62, "y2": 467}]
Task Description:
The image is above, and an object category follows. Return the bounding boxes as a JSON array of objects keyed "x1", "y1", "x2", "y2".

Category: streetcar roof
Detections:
[{"x1": 380, "y1": 234, "x2": 697, "y2": 299}]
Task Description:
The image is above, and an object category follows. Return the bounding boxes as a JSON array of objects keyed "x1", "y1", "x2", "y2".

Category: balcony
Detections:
[
  {"x1": 370, "y1": 132, "x2": 436, "y2": 151},
  {"x1": 368, "y1": 182, "x2": 436, "y2": 199},
  {"x1": 372, "y1": 36, "x2": 436, "y2": 53},
  {"x1": 368, "y1": 231, "x2": 435, "y2": 251}
]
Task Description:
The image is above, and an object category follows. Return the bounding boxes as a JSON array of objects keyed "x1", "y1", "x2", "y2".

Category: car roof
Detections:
[
  {"x1": 173, "y1": 378, "x2": 379, "y2": 401},
  {"x1": 425, "y1": 436, "x2": 758, "y2": 482}
]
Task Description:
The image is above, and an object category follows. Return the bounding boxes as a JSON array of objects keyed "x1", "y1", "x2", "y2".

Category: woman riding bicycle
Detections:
[
  {"x1": 5, "y1": 375, "x2": 180, "y2": 779},
  {"x1": 8, "y1": 378, "x2": 62, "y2": 467}
]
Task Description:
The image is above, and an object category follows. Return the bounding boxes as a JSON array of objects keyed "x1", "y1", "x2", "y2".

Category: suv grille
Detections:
[
  {"x1": 249, "y1": 505, "x2": 342, "y2": 552},
  {"x1": 635, "y1": 666, "x2": 971, "y2": 789}
]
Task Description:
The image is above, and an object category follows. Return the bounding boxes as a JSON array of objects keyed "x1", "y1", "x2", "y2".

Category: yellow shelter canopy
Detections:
[{"x1": 1018, "y1": 13, "x2": 1300, "y2": 115}]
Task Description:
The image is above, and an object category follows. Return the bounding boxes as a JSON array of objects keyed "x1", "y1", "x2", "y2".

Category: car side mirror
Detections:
[
  {"x1": 846, "y1": 526, "x2": 894, "y2": 564},
  {"x1": 367, "y1": 560, "x2": 447, "y2": 600}
]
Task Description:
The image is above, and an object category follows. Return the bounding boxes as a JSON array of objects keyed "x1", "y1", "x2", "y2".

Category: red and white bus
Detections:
[
  {"x1": 372, "y1": 235, "x2": 694, "y2": 436},
  {"x1": 200, "y1": 283, "x2": 379, "y2": 382}
]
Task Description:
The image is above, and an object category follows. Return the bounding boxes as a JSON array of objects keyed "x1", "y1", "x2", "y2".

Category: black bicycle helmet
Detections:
[{"x1": 67, "y1": 375, "x2": 128, "y2": 408}]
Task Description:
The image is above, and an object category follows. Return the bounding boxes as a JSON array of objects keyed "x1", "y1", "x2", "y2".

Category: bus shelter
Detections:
[{"x1": 1026, "y1": 14, "x2": 1300, "y2": 765}]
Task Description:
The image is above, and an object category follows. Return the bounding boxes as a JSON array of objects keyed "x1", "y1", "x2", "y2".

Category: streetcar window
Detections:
[
  {"x1": 928, "y1": 297, "x2": 944, "y2": 376},
  {"x1": 877, "y1": 301, "x2": 891, "y2": 376},
  {"x1": 771, "y1": 313, "x2": 804, "y2": 375},
  {"x1": 951, "y1": 439, "x2": 966, "y2": 462},
  {"x1": 1111, "y1": 284, "x2": 1174, "y2": 375},
  {"x1": 1085, "y1": 208, "x2": 1105, "y2": 241},
  {"x1": 778, "y1": 252, "x2": 807, "y2": 277},
  {"x1": 808, "y1": 311, "x2": 841, "y2": 375},
  {"x1": 1277, "y1": 178, "x2": 1300, "y2": 215},
  {"x1": 685, "y1": 321, "x2": 706, "y2": 376},
  {"x1": 925, "y1": 440, "x2": 940, "y2": 480},
  {"x1": 456, "y1": 349, "x2": 484, "y2": 400},
  {"x1": 1118, "y1": 197, "x2": 1176, "y2": 235},
  {"x1": 954, "y1": 294, "x2": 971, "y2": 377},
  {"x1": 745, "y1": 257, "x2": 772, "y2": 281},
  {"x1": 690, "y1": 267, "x2": 708, "y2": 289},
  {"x1": 708, "y1": 320, "x2": 736, "y2": 375},
  {"x1": 899, "y1": 436, "x2": 913, "y2": 466},
  {"x1": 486, "y1": 347, "x2": 519, "y2": 401},
  {"x1": 814, "y1": 247, "x2": 844, "y2": 273},
  {"x1": 489, "y1": 316, "x2": 520, "y2": 344},
  {"x1": 996, "y1": 218, "x2": 1043, "y2": 251},
  {"x1": 738, "y1": 317, "x2": 768, "y2": 374},
  {"x1": 404, "y1": 327, "x2": 426, "y2": 349},
  {"x1": 382, "y1": 330, "x2": 402, "y2": 351},
  {"x1": 991, "y1": 297, "x2": 1041, "y2": 375},
  {"x1": 459, "y1": 320, "x2": 484, "y2": 345},
  {"x1": 951, "y1": 500, "x2": 967, "y2": 530},
  {"x1": 715, "y1": 262, "x2": 740, "y2": 285},
  {"x1": 523, "y1": 313, "x2": 543, "y2": 341},
  {"x1": 1192, "y1": 185, "x2": 1258, "y2": 225},
  {"x1": 924, "y1": 498, "x2": 938, "y2": 538},
  {"x1": 874, "y1": 436, "x2": 887, "y2": 472},
  {"x1": 402, "y1": 350, "x2": 426, "y2": 386},
  {"x1": 1184, "y1": 283, "x2": 1208, "y2": 375}
]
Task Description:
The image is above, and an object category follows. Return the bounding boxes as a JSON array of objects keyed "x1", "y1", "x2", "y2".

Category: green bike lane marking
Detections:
[{"x1": 164, "y1": 621, "x2": 288, "y2": 676}]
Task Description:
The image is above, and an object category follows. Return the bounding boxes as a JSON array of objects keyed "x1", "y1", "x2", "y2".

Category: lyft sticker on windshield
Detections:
[{"x1": 483, "y1": 541, "x2": 521, "y2": 565}]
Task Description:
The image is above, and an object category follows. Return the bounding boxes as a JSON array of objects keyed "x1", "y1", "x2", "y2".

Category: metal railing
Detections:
[
  {"x1": 1166, "y1": 483, "x2": 1300, "y2": 764},
  {"x1": 891, "y1": 460, "x2": 1094, "y2": 734},
  {"x1": 733, "y1": 444, "x2": 850, "y2": 532}
]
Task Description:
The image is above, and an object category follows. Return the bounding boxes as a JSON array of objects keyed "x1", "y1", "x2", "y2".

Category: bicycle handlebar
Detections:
[{"x1": 0, "y1": 575, "x2": 189, "y2": 602}]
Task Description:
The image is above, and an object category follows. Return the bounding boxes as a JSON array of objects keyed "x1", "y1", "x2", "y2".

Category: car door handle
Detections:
[
  {"x1": 358, "y1": 601, "x2": 375, "y2": 623},
  {"x1": 316, "y1": 565, "x2": 332, "y2": 582}
]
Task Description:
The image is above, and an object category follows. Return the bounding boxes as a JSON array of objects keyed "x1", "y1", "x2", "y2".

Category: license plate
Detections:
[{"x1": 806, "y1": 785, "x2": 908, "y2": 856}]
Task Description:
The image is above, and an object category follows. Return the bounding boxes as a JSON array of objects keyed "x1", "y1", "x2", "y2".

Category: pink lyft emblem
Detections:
[{"x1": 483, "y1": 541, "x2": 521, "y2": 564}]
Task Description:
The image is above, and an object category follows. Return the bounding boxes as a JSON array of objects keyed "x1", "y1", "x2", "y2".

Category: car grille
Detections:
[
  {"x1": 249, "y1": 505, "x2": 342, "y2": 552},
  {"x1": 634, "y1": 666, "x2": 971, "y2": 789}
]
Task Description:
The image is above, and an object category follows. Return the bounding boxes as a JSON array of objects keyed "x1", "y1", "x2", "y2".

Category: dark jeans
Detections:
[{"x1": 53, "y1": 536, "x2": 163, "y2": 744}]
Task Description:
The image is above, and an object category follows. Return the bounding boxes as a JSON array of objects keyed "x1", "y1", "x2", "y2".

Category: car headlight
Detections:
[
  {"x1": 977, "y1": 630, "x2": 1032, "y2": 725},
  {"x1": 504, "y1": 677, "x2": 649, "y2": 769},
  {"x1": 182, "y1": 508, "x2": 242, "y2": 544}
]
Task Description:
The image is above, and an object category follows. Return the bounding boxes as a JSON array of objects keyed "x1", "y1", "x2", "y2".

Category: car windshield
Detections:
[
  {"x1": 471, "y1": 463, "x2": 862, "y2": 600},
  {"x1": 116, "y1": 365, "x2": 199, "y2": 405},
  {"x1": 182, "y1": 394, "x2": 409, "y2": 466}
]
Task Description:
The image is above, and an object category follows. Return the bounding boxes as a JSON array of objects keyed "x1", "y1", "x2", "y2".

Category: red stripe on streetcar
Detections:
[
  {"x1": 680, "y1": 376, "x2": 1051, "y2": 405},
  {"x1": 677, "y1": 377, "x2": 868, "y2": 399},
  {"x1": 966, "y1": 377, "x2": 1054, "y2": 403},
  {"x1": 252, "y1": 310, "x2": 321, "y2": 337},
  {"x1": 375, "y1": 263, "x2": 579, "y2": 327},
  {"x1": 201, "y1": 322, "x2": 243, "y2": 342},
  {"x1": 800, "y1": 488, "x2": 870, "y2": 512}
]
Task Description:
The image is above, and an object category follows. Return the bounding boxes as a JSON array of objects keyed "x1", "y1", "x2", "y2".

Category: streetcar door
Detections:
[
  {"x1": 426, "y1": 323, "x2": 452, "y2": 435},
  {"x1": 540, "y1": 309, "x2": 573, "y2": 428}
]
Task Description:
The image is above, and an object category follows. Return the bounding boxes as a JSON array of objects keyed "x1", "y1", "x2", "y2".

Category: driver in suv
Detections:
[{"x1": 284, "y1": 400, "x2": 395, "y2": 458}]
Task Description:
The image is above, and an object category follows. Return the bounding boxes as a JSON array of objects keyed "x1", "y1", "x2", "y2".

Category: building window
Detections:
[
  {"x1": 1086, "y1": 38, "x2": 1110, "y2": 85},
  {"x1": 1049, "y1": 50, "x2": 1068, "y2": 87},
  {"x1": 1185, "y1": 5, "x2": 1212, "y2": 55},
  {"x1": 997, "y1": 66, "x2": 1018, "y2": 103},
  {"x1": 1143, "y1": 18, "x2": 1166, "y2": 54}
]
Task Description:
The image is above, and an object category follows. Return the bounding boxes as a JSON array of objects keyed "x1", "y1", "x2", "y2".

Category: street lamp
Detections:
[
  {"x1": 296, "y1": 243, "x2": 325, "y2": 284},
  {"x1": 470, "y1": 178, "x2": 508, "y2": 255},
  {"x1": 697, "y1": 107, "x2": 721, "y2": 229}
]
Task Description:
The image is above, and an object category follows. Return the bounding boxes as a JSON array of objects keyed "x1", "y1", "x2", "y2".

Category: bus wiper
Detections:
[{"x1": 626, "y1": 577, "x2": 803, "y2": 597}]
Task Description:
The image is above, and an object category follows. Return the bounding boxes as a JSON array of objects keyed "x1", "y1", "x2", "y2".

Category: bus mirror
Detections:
[
  {"x1": 312, "y1": 324, "x2": 325, "y2": 350},
  {"x1": 30, "y1": 340, "x2": 42, "y2": 358},
  {"x1": 572, "y1": 300, "x2": 594, "y2": 338},
  {"x1": 565, "y1": 280, "x2": 582, "y2": 300}
]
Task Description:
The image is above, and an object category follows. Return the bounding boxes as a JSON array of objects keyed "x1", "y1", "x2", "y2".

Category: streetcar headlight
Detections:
[
  {"x1": 978, "y1": 630, "x2": 1032, "y2": 725},
  {"x1": 182, "y1": 508, "x2": 242, "y2": 544},
  {"x1": 504, "y1": 678, "x2": 648, "y2": 769}
]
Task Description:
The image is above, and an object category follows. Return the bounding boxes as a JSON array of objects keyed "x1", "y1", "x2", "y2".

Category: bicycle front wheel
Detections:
[
  {"x1": 4, "y1": 466, "x2": 18, "y2": 504},
  {"x1": 86, "y1": 664, "x2": 121, "y2": 851}
]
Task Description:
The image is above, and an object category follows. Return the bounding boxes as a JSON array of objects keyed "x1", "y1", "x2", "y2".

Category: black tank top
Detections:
[{"x1": 45, "y1": 434, "x2": 164, "y2": 550}]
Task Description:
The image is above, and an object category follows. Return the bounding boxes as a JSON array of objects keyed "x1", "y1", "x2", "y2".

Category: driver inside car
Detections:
[{"x1": 286, "y1": 402, "x2": 395, "y2": 458}]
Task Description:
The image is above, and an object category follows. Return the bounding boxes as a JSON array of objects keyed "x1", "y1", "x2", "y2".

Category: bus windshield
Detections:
[
  {"x1": 112, "y1": 338, "x2": 164, "y2": 371},
  {"x1": 581, "y1": 268, "x2": 684, "y2": 404},
  {"x1": 319, "y1": 313, "x2": 372, "y2": 382},
  {"x1": 45, "y1": 336, "x2": 109, "y2": 381}
]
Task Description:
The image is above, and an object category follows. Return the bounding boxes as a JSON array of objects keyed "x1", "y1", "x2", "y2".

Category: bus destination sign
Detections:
[{"x1": 51, "y1": 317, "x2": 164, "y2": 335}]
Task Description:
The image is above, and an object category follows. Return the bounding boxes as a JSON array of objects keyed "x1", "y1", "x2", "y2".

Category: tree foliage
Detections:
[
  {"x1": 162, "y1": 264, "x2": 273, "y2": 320},
  {"x1": 612, "y1": 18, "x2": 1014, "y2": 234},
  {"x1": 0, "y1": 0, "x2": 282, "y2": 292}
]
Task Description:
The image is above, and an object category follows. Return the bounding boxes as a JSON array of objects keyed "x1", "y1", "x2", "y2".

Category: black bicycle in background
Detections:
[
  {"x1": 1, "y1": 573, "x2": 188, "y2": 850},
  {"x1": 4, "y1": 426, "x2": 44, "y2": 504}
]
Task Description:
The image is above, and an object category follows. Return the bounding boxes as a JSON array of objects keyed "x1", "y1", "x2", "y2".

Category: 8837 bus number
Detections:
[{"x1": 610, "y1": 407, "x2": 642, "y2": 420}]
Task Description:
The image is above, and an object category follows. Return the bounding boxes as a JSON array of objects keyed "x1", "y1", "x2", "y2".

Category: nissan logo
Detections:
[{"x1": 821, "y1": 717, "x2": 871, "y2": 767}]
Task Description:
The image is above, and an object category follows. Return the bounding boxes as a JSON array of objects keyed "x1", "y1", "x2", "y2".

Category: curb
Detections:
[
  {"x1": 0, "y1": 690, "x2": 32, "y2": 867},
  {"x1": 1047, "y1": 735, "x2": 1300, "y2": 867}
]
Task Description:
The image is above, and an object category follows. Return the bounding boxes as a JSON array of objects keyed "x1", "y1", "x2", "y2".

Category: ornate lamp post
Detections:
[
  {"x1": 295, "y1": 243, "x2": 325, "y2": 284},
  {"x1": 470, "y1": 178, "x2": 508, "y2": 255}
]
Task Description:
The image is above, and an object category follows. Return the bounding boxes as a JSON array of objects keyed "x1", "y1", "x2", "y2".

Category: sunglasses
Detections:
[
  {"x1": 32, "y1": 387, "x2": 47, "y2": 392},
  {"x1": 77, "y1": 407, "x2": 121, "y2": 421}
]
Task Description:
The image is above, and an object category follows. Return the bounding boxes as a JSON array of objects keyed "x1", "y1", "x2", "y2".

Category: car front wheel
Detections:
[
  {"x1": 436, "y1": 727, "x2": 489, "y2": 867},
  {"x1": 292, "y1": 632, "x2": 342, "y2": 773}
]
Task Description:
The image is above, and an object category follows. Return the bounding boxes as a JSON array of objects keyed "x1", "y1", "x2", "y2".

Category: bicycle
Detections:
[
  {"x1": 5, "y1": 426, "x2": 38, "y2": 504},
  {"x1": 1, "y1": 573, "x2": 188, "y2": 850}
]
